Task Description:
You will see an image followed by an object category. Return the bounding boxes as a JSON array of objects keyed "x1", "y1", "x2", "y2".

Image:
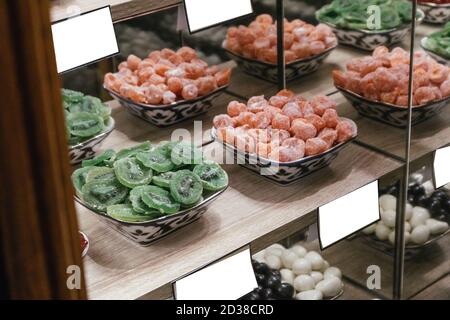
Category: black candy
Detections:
[
  {"x1": 274, "y1": 283, "x2": 294, "y2": 299},
  {"x1": 265, "y1": 274, "x2": 281, "y2": 289},
  {"x1": 255, "y1": 273, "x2": 266, "y2": 285}
]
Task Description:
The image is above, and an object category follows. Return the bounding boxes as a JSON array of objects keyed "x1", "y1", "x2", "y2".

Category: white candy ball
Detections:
[
  {"x1": 422, "y1": 181, "x2": 435, "y2": 196},
  {"x1": 381, "y1": 210, "x2": 396, "y2": 228},
  {"x1": 280, "y1": 268, "x2": 295, "y2": 286},
  {"x1": 315, "y1": 276, "x2": 342, "y2": 298},
  {"x1": 268, "y1": 243, "x2": 286, "y2": 250},
  {"x1": 426, "y1": 219, "x2": 449, "y2": 235},
  {"x1": 292, "y1": 258, "x2": 312, "y2": 275},
  {"x1": 362, "y1": 224, "x2": 376, "y2": 235},
  {"x1": 290, "y1": 245, "x2": 307, "y2": 258},
  {"x1": 281, "y1": 250, "x2": 298, "y2": 269},
  {"x1": 253, "y1": 251, "x2": 266, "y2": 264},
  {"x1": 404, "y1": 231, "x2": 411, "y2": 244},
  {"x1": 265, "y1": 254, "x2": 282, "y2": 270},
  {"x1": 320, "y1": 260, "x2": 330, "y2": 273},
  {"x1": 411, "y1": 225, "x2": 430, "y2": 244},
  {"x1": 265, "y1": 247, "x2": 283, "y2": 258},
  {"x1": 310, "y1": 271, "x2": 324, "y2": 284},
  {"x1": 404, "y1": 221, "x2": 411, "y2": 233},
  {"x1": 324, "y1": 267, "x2": 342, "y2": 280},
  {"x1": 388, "y1": 231, "x2": 396, "y2": 245},
  {"x1": 295, "y1": 290, "x2": 323, "y2": 300},
  {"x1": 379, "y1": 194, "x2": 397, "y2": 211},
  {"x1": 410, "y1": 207, "x2": 430, "y2": 228},
  {"x1": 375, "y1": 223, "x2": 391, "y2": 241},
  {"x1": 294, "y1": 275, "x2": 315, "y2": 292},
  {"x1": 304, "y1": 251, "x2": 324, "y2": 271},
  {"x1": 405, "y1": 203, "x2": 413, "y2": 221}
]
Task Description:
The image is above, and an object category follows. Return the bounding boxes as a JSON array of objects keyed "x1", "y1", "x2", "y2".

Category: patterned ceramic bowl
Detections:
[
  {"x1": 420, "y1": 36, "x2": 450, "y2": 65},
  {"x1": 223, "y1": 44, "x2": 337, "y2": 83},
  {"x1": 318, "y1": 10, "x2": 424, "y2": 51},
  {"x1": 76, "y1": 187, "x2": 227, "y2": 246},
  {"x1": 337, "y1": 86, "x2": 449, "y2": 128},
  {"x1": 419, "y1": 2, "x2": 450, "y2": 24},
  {"x1": 211, "y1": 123, "x2": 356, "y2": 186},
  {"x1": 104, "y1": 85, "x2": 228, "y2": 127},
  {"x1": 68, "y1": 117, "x2": 115, "y2": 165}
]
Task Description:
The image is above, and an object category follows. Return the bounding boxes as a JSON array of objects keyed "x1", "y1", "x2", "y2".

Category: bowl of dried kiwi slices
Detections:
[
  {"x1": 72, "y1": 141, "x2": 229, "y2": 245},
  {"x1": 63, "y1": 89, "x2": 115, "y2": 165}
]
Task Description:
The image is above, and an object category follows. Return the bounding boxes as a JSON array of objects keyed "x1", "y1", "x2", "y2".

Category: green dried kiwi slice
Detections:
[
  {"x1": 136, "y1": 150, "x2": 175, "y2": 173},
  {"x1": 170, "y1": 170, "x2": 203, "y2": 206},
  {"x1": 155, "y1": 141, "x2": 178, "y2": 157},
  {"x1": 68, "y1": 96, "x2": 110, "y2": 120},
  {"x1": 67, "y1": 135, "x2": 83, "y2": 146},
  {"x1": 71, "y1": 166, "x2": 95, "y2": 196},
  {"x1": 81, "y1": 180, "x2": 128, "y2": 211},
  {"x1": 141, "y1": 186, "x2": 180, "y2": 214},
  {"x1": 114, "y1": 157, "x2": 153, "y2": 188},
  {"x1": 129, "y1": 186, "x2": 155, "y2": 213},
  {"x1": 152, "y1": 171, "x2": 176, "y2": 189},
  {"x1": 170, "y1": 142, "x2": 203, "y2": 166},
  {"x1": 62, "y1": 88, "x2": 84, "y2": 104},
  {"x1": 106, "y1": 204, "x2": 156, "y2": 223},
  {"x1": 85, "y1": 167, "x2": 116, "y2": 184},
  {"x1": 116, "y1": 141, "x2": 152, "y2": 160},
  {"x1": 193, "y1": 162, "x2": 228, "y2": 191},
  {"x1": 67, "y1": 112, "x2": 104, "y2": 138},
  {"x1": 82, "y1": 149, "x2": 116, "y2": 168}
]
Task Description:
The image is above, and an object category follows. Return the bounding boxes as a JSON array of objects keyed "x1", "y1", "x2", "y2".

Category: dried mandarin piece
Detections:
[
  {"x1": 310, "y1": 95, "x2": 337, "y2": 116},
  {"x1": 235, "y1": 134, "x2": 256, "y2": 153},
  {"x1": 290, "y1": 119, "x2": 317, "y2": 141},
  {"x1": 237, "y1": 111, "x2": 256, "y2": 127},
  {"x1": 305, "y1": 138, "x2": 328, "y2": 156},
  {"x1": 336, "y1": 120, "x2": 355, "y2": 143},
  {"x1": 269, "y1": 146, "x2": 295, "y2": 162},
  {"x1": 149, "y1": 74, "x2": 166, "y2": 85},
  {"x1": 118, "y1": 61, "x2": 129, "y2": 71},
  {"x1": 264, "y1": 105, "x2": 282, "y2": 122},
  {"x1": 206, "y1": 65, "x2": 219, "y2": 76},
  {"x1": 127, "y1": 55, "x2": 142, "y2": 71},
  {"x1": 184, "y1": 63, "x2": 205, "y2": 79},
  {"x1": 213, "y1": 114, "x2": 234, "y2": 128},
  {"x1": 158, "y1": 83, "x2": 168, "y2": 91},
  {"x1": 270, "y1": 129, "x2": 290, "y2": 145},
  {"x1": 304, "y1": 114, "x2": 326, "y2": 132},
  {"x1": 248, "y1": 128, "x2": 271, "y2": 143},
  {"x1": 283, "y1": 32, "x2": 294, "y2": 50},
  {"x1": 309, "y1": 41, "x2": 326, "y2": 55},
  {"x1": 167, "y1": 77, "x2": 183, "y2": 96},
  {"x1": 148, "y1": 50, "x2": 161, "y2": 62},
  {"x1": 285, "y1": 50, "x2": 296, "y2": 63},
  {"x1": 322, "y1": 108, "x2": 339, "y2": 128},
  {"x1": 137, "y1": 67, "x2": 155, "y2": 83},
  {"x1": 243, "y1": 43, "x2": 256, "y2": 59},
  {"x1": 162, "y1": 91, "x2": 177, "y2": 104},
  {"x1": 254, "y1": 112, "x2": 271, "y2": 129},
  {"x1": 197, "y1": 76, "x2": 218, "y2": 96},
  {"x1": 299, "y1": 101, "x2": 314, "y2": 116},
  {"x1": 145, "y1": 85, "x2": 163, "y2": 104},
  {"x1": 292, "y1": 42, "x2": 310, "y2": 59},
  {"x1": 429, "y1": 65, "x2": 449, "y2": 85},
  {"x1": 177, "y1": 46, "x2": 197, "y2": 62},
  {"x1": 259, "y1": 47, "x2": 277, "y2": 64},
  {"x1": 256, "y1": 14, "x2": 273, "y2": 24},
  {"x1": 104, "y1": 73, "x2": 123, "y2": 92},
  {"x1": 254, "y1": 38, "x2": 271, "y2": 52},
  {"x1": 181, "y1": 84, "x2": 199, "y2": 100},
  {"x1": 122, "y1": 74, "x2": 139, "y2": 86},
  {"x1": 290, "y1": 94, "x2": 307, "y2": 103},
  {"x1": 380, "y1": 90, "x2": 399, "y2": 105},
  {"x1": 318, "y1": 128, "x2": 338, "y2": 148},
  {"x1": 225, "y1": 37, "x2": 241, "y2": 54},
  {"x1": 217, "y1": 127, "x2": 236, "y2": 145},
  {"x1": 215, "y1": 68, "x2": 232, "y2": 87},
  {"x1": 413, "y1": 69, "x2": 430, "y2": 88},
  {"x1": 440, "y1": 79, "x2": 450, "y2": 96},
  {"x1": 282, "y1": 102, "x2": 303, "y2": 121},
  {"x1": 373, "y1": 46, "x2": 389, "y2": 58},
  {"x1": 191, "y1": 58, "x2": 208, "y2": 69},
  {"x1": 168, "y1": 53, "x2": 183, "y2": 65},
  {"x1": 362, "y1": 82, "x2": 379, "y2": 101},
  {"x1": 227, "y1": 101, "x2": 247, "y2": 117},
  {"x1": 414, "y1": 86, "x2": 435, "y2": 105},
  {"x1": 128, "y1": 87, "x2": 147, "y2": 104},
  {"x1": 269, "y1": 95, "x2": 289, "y2": 109},
  {"x1": 256, "y1": 142, "x2": 271, "y2": 158},
  {"x1": 332, "y1": 70, "x2": 347, "y2": 88},
  {"x1": 161, "y1": 48, "x2": 176, "y2": 59},
  {"x1": 237, "y1": 27, "x2": 256, "y2": 46},
  {"x1": 396, "y1": 95, "x2": 409, "y2": 107},
  {"x1": 346, "y1": 71, "x2": 362, "y2": 95},
  {"x1": 248, "y1": 99, "x2": 268, "y2": 113},
  {"x1": 227, "y1": 26, "x2": 239, "y2": 38},
  {"x1": 282, "y1": 138, "x2": 305, "y2": 159},
  {"x1": 165, "y1": 67, "x2": 185, "y2": 78},
  {"x1": 277, "y1": 89, "x2": 295, "y2": 98},
  {"x1": 430, "y1": 86, "x2": 442, "y2": 100},
  {"x1": 272, "y1": 113, "x2": 291, "y2": 131},
  {"x1": 373, "y1": 68, "x2": 398, "y2": 93}
]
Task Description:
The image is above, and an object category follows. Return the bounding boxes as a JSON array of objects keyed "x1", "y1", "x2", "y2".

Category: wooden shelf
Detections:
[{"x1": 50, "y1": 0, "x2": 181, "y2": 22}]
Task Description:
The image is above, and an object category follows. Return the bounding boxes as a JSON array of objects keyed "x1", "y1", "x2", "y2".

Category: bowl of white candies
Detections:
[{"x1": 253, "y1": 243, "x2": 343, "y2": 300}]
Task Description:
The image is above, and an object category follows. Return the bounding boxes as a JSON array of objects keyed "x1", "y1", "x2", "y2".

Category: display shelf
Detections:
[
  {"x1": 50, "y1": 0, "x2": 181, "y2": 22},
  {"x1": 412, "y1": 275, "x2": 450, "y2": 299}
]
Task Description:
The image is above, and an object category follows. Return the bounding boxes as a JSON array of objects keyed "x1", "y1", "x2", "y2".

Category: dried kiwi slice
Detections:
[
  {"x1": 170, "y1": 142, "x2": 203, "y2": 166},
  {"x1": 170, "y1": 170, "x2": 203, "y2": 206},
  {"x1": 114, "y1": 157, "x2": 153, "y2": 188},
  {"x1": 155, "y1": 141, "x2": 178, "y2": 157},
  {"x1": 136, "y1": 150, "x2": 175, "y2": 173},
  {"x1": 193, "y1": 162, "x2": 228, "y2": 191},
  {"x1": 141, "y1": 186, "x2": 180, "y2": 214},
  {"x1": 81, "y1": 180, "x2": 128, "y2": 211},
  {"x1": 82, "y1": 149, "x2": 116, "y2": 168},
  {"x1": 152, "y1": 171, "x2": 176, "y2": 189},
  {"x1": 129, "y1": 185, "x2": 156, "y2": 213},
  {"x1": 116, "y1": 141, "x2": 152, "y2": 160},
  {"x1": 67, "y1": 112, "x2": 104, "y2": 138},
  {"x1": 106, "y1": 204, "x2": 156, "y2": 223},
  {"x1": 62, "y1": 89, "x2": 84, "y2": 104},
  {"x1": 71, "y1": 166, "x2": 95, "y2": 196},
  {"x1": 85, "y1": 167, "x2": 116, "y2": 184}
]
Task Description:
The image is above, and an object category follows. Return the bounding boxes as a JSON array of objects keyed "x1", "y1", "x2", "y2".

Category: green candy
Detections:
[
  {"x1": 193, "y1": 162, "x2": 228, "y2": 191},
  {"x1": 141, "y1": 186, "x2": 180, "y2": 214},
  {"x1": 114, "y1": 157, "x2": 153, "y2": 188},
  {"x1": 66, "y1": 112, "x2": 104, "y2": 138},
  {"x1": 81, "y1": 180, "x2": 128, "y2": 211},
  {"x1": 82, "y1": 149, "x2": 116, "y2": 168},
  {"x1": 136, "y1": 150, "x2": 175, "y2": 173},
  {"x1": 152, "y1": 171, "x2": 176, "y2": 189},
  {"x1": 116, "y1": 141, "x2": 152, "y2": 160},
  {"x1": 85, "y1": 167, "x2": 116, "y2": 184},
  {"x1": 106, "y1": 204, "x2": 156, "y2": 222},
  {"x1": 170, "y1": 142, "x2": 203, "y2": 166},
  {"x1": 170, "y1": 170, "x2": 203, "y2": 206},
  {"x1": 71, "y1": 166, "x2": 95, "y2": 196}
]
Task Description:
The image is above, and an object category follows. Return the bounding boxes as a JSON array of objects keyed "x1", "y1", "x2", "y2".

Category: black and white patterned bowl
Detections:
[
  {"x1": 104, "y1": 85, "x2": 228, "y2": 127},
  {"x1": 223, "y1": 44, "x2": 337, "y2": 83},
  {"x1": 419, "y1": 2, "x2": 450, "y2": 24},
  {"x1": 337, "y1": 86, "x2": 449, "y2": 128},
  {"x1": 420, "y1": 36, "x2": 450, "y2": 65},
  {"x1": 211, "y1": 124, "x2": 356, "y2": 186},
  {"x1": 76, "y1": 186, "x2": 227, "y2": 246},
  {"x1": 68, "y1": 117, "x2": 115, "y2": 165},
  {"x1": 318, "y1": 10, "x2": 424, "y2": 51}
]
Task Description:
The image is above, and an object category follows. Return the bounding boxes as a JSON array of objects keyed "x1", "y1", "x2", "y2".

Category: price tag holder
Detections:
[
  {"x1": 434, "y1": 146, "x2": 450, "y2": 189},
  {"x1": 318, "y1": 180, "x2": 380, "y2": 250},
  {"x1": 51, "y1": 6, "x2": 119, "y2": 74},
  {"x1": 182, "y1": 0, "x2": 254, "y2": 33},
  {"x1": 173, "y1": 246, "x2": 257, "y2": 300}
]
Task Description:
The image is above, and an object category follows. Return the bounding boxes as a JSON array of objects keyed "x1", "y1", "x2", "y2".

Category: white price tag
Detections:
[
  {"x1": 434, "y1": 146, "x2": 450, "y2": 189},
  {"x1": 318, "y1": 180, "x2": 380, "y2": 249},
  {"x1": 51, "y1": 6, "x2": 119, "y2": 73},
  {"x1": 183, "y1": 0, "x2": 253, "y2": 33},
  {"x1": 174, "y1": 247, "x2": 257, "y2": 300}
]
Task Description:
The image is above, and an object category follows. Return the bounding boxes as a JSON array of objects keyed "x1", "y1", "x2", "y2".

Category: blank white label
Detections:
[
  {"x1": 318, "y1": 181, "x2": 380, "y2": 249},
  {"x1": 174, "y1": 248, "x2": 257, "y2": 300},
  {"x1": 184, "y1": 0, "x2": 253, "y2": 32},
  {"x1": 434, "y1": 146, "x2": 450, "y2": 188},
  {"x1": 51, "y1": 7, "x2": 118, "y2": 73}
]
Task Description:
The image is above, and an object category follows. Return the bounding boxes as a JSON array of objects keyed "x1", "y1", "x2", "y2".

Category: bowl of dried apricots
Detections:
[
  {"x1": 334, "y1": 46, "x2": 450, "y2": 127},
  {"x1": 104, "y1": 46, "x2": 231, "y2": 127},
  {"x1": 211, "y1": 90, "x2": 357, "y2": 185},
  {"x1": 222, "y1": 14, "x2": 337, "y2": 83}
]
